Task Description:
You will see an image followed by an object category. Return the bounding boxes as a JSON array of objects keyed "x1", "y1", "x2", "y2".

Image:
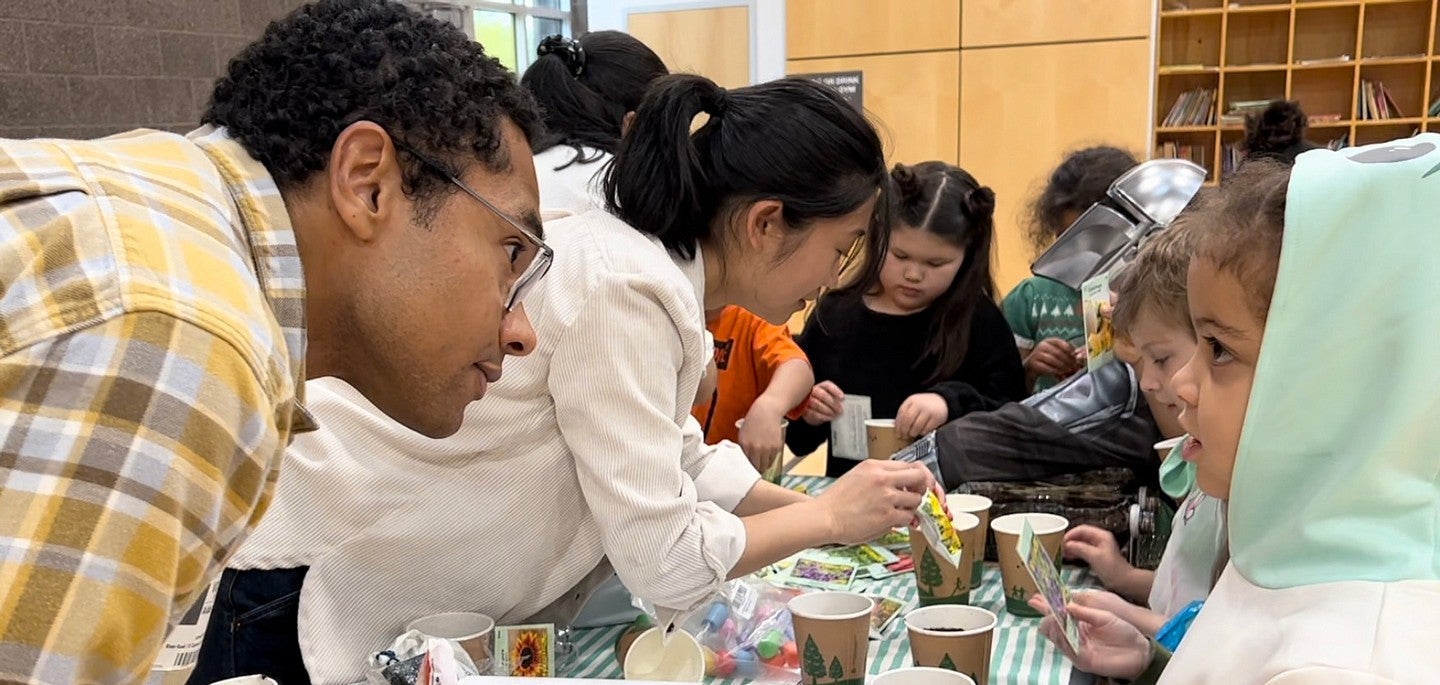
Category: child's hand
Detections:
[
  {"x1": 1029, "y1": 594, "x2": 1152, "y2": 679},
  {"x1": 895, "y1": 393, "x2": 948, "y2": 440},
  {"x1": 1063, "y1": 525, "x2": 1134, "y2": 589},
  {"x1": 802, "y1": 381, "x2": 844, "y2": 426},
  {"x1": 1025, "y1": 337, "x2": 1082, "y2": 379},
  {"x1": 738, "y1": 400, "x2": 786, "y2": 470},
  {"x1": 695, "y1": 358, "x2": 718, "y2": 406}
]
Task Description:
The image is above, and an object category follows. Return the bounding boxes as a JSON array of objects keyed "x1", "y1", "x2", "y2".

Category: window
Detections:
[{"x1": 405, "y1": 1, "x2": 580, "y2": 73}]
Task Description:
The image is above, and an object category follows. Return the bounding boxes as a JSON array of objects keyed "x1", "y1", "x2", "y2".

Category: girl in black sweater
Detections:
[{"x1": 787, "y1": 162, "x2": 1027, "y2": 477}]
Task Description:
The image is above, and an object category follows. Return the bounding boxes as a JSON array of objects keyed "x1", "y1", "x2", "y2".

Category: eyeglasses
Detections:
[
  {"x1": 839, "y1": 232, "x2": 867, "y2": 277},
  {"x1": 393, "y1": 140, "x2": 553, "y2": 311}
]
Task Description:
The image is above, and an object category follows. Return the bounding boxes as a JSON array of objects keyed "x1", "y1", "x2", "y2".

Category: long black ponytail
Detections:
[{"x1": 604, "y1": 74, "x2": 886, "y2": 260}]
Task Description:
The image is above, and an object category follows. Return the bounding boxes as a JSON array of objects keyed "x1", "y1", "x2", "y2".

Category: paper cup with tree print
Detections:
[
  {"x1": 908, "y1": 512, "x2": 980, "y2": 606},
  {"x1": 944, "y1": 494, "x2": 992, "y2": 592},
  {"x1": 788, "y1": 591, "x2": 873, "y2": 685},
  {"x1": 905, "y1": 605, "x2": 997, "y2": 685},
  {"x1": 990, "y1": 513, "x2": 1068, "y2": 617}
]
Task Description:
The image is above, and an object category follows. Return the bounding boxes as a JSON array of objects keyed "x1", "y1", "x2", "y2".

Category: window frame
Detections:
[{"x1": 408, "y1": 0, "x2": 584, "y2": 72}]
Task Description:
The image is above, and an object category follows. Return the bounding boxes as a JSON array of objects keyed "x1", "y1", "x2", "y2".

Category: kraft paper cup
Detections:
[
  {"x1": 945, "y1": 494, "x2": 993, "y2": 592},
  {"x1": 623, "y1": 627, "x2": 705, "y2": 682},
  {"x1": 990, "y1": 513, "x2": 1069, "y2": 617},
  {"x1": 874, "y1": 667, "x2": 976, "y2": 685},
  {"x1": 905, "y1": 605, "x2": 997, "y2": 685},
  {"x1": 866, "y1": 419, "x2": 912, "y2": 460},
  {"x1": 788, "y1": 592, "x2": 873, "y2": 685},
  {"x1": 735, "y1": 418, "x2": 789, "y2": 484},
  {"x1": 908, "y1": 512, "x2": 980, "y2": 606},
  {"x1": 407, "y1": 612, "x2": 496, "y2": 670}
]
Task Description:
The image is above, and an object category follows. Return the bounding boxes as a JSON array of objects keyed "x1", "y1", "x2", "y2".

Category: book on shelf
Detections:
[
  {"x1": 1428, "y1": 94, "x2": 1440, "y2": 118},
  {"x1": 1327, "y1": 133, "x2": 1349, "y2": 151},
  {"x1": 1157, "y1": 141, "x2": 1210, "y2": 173},
  {"x1": 1359, "y1": 80, "x2": 1405, "y2": 120},
  {"x1": 1308, "y1": 114, "x2": 1343, "y2": 125},
  {"x1": 1163, "y1": 88, "x2": 1217, "y2": 127},
  {"x1": 1222, "y1": 142, "x2": 1245, "y2": 175},
  {"x1": 1219, "y1": 99, "x2": 1276, "y2": 127},
  {"x1": 1295, "y1": 55, "x2": 1352, "y2": 66}
]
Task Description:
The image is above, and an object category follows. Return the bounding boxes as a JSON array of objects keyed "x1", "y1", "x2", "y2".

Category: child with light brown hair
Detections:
[{"x1": 1050, "y1": 223, "x2": 1228, "y2": 643}]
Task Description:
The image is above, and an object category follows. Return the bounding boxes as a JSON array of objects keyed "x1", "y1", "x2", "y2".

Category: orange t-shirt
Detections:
[{"x1": 692, "y1": 306, "x2": 811, "y2": 444}]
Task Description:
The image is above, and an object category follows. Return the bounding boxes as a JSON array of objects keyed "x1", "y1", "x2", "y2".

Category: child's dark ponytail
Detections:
[
  {"x1": 892, "y1": 163, "x2": 926, "y2": 208},
  {"x1": 962, "y1": 185, "x2": 996, "y2": 224},
  {"x1": 606, "y1": 75, "x2": 886, "y2": 262}
]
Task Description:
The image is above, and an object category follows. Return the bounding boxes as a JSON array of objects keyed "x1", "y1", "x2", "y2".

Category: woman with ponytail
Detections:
[
  {"x1": 788, "y1": 162, "x2": 1027, "y2": 477},
  {"x1": 521, "y1": 32, "x2": 667, "y2": 212}
]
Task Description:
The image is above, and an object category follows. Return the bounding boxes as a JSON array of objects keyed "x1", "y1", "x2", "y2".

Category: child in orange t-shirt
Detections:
[{"x1": 692, "y1": 306, "x2": 814, "y2": 476}]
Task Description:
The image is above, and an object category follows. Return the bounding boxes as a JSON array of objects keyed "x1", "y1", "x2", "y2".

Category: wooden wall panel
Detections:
[
  {"x1": 962, "y1": 0, "x2": 1152, "y2": 47},
  {"x1": 787, "y1": 51, "x2": 961, "y2": 165},
  {"x1": 787, "y1": 0, "x2": 960, "y2": 59},
  {"x1": 959, "y1": 39, "x2": 1152, "y2": 293},
  {"x1": 630, "y1": 5, "x2": 751, "y2": 88}
]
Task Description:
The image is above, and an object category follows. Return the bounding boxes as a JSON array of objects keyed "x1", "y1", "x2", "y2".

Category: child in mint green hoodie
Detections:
[{"x1": 1035, "y1": 137, "x2": 1440, "y2": 684}]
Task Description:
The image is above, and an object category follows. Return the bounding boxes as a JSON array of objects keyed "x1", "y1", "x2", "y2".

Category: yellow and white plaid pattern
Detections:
[{"x1": 0, "y1": 127, "x2": 314, "y2": 684}]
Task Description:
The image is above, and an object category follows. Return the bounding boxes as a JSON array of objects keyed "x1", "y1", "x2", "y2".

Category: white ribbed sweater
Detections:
[{"x1": 230, "y1": 210, "x2": 758, "y2": 685}]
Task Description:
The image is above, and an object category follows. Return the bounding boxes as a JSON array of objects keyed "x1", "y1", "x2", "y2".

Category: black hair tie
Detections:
[
  {"x1": 709, "y1": 88, "x2": 731, "y2": 117},
  {"x1": 537, "y1": 34, "x2": 586, "y2": 78}
]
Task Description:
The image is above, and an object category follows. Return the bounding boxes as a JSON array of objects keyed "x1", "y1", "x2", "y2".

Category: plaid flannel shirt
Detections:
[{"x1": 0, "y1": 126, "x2": 316, "y2": 684}]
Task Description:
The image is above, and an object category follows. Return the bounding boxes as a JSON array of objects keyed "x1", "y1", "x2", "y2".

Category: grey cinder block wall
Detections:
[{"x1": 0, "y1": 0, "x2": 311, "y2": 140}]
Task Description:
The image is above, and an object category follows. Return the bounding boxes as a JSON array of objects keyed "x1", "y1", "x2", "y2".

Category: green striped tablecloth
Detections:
[{"x1": 562, "y1": 475, "x2": 1097, "y2": 685}]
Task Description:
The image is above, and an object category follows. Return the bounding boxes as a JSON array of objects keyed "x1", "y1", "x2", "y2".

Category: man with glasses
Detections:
[{"x1": 0, "y1": 2, "x2": 547, "y2": 683}]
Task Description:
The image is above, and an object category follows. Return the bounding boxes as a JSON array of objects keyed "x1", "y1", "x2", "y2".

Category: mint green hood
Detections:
[{"x1": 1230, "y1": 134, "x2": 1440, "y2": 589}]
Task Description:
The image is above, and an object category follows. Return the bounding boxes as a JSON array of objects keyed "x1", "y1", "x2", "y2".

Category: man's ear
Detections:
[{"x1": 328, "y1": 121, "x2": 404, "y2": 243}]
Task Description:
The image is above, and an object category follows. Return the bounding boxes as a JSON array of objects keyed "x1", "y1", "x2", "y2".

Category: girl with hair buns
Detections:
[
  {"x1": 788, "y1": 162, "x2": 1027, "y2": 477},
  {"x1": 521, "y1": 31, "x2": 668, "y2": 212}
]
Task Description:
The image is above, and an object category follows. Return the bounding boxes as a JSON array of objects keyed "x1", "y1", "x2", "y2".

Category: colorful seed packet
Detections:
[
  {"x1": 494, "y1": 624, "x2": 555, "y2": 677},
  {"x1": 1019, "y1": 521, "x2": 1080, "y2": 652},
  {"x1": 784, "y1": 555, "x2": 859, "y2": 591},
  {"x1": 916, "y1": 490, "x2": 964, "y2": 568}
]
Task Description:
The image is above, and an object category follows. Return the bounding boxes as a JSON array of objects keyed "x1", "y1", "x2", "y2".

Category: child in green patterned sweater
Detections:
[{"x1": 1003, "y1": 146, "x2": 1137, "y2": 392}]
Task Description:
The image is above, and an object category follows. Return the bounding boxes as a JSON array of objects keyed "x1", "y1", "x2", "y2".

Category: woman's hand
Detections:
[
  {"x1": 802, "y1": 381, "x2": 844, "y2": 426},
  {"x1": 816, "y1": 460, "x2": 932, "y2": 545},
  {"x1": 895, "y1": 393, "x2": 947, "y2": 440}
]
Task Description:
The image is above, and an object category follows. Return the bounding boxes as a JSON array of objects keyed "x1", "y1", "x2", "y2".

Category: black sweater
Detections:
[{"x1": 786, "y1": 293, "x2": 1027, "y2": 477}]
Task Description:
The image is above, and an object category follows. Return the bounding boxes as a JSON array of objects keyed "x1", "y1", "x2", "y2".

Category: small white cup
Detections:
[
  {"x1": 406, "y1": 612, "x2": 495, "y2": 668},
  {"x1": 622, "y1": 627, "x2": 705, "y2": 682},
  {"x1": 873, "y1": 666, "x2": 976, "y2": 685},
  {"x1": 206, "y1": 678, "x2": 278, "y2": 685},
  {"x1": 990, "y1": 513, "x2": 1069, "y2": 537}
]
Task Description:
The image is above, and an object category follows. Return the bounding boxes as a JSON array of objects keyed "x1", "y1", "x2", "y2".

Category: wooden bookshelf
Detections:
[{"x1": 1153, "y1": 0, "x2": 1440, "y2": 183}]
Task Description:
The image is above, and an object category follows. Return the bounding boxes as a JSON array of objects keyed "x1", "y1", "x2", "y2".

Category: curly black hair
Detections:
[
  {"x1": 1027, "y1": 145, "x2": 1138, "y2": 250},
  {"x1": 204, "y1": 0, "x2": 543, "y2": 209},
  {"x1": 1242, "y1": 100, "x2": 1314, "y2": 163}
]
